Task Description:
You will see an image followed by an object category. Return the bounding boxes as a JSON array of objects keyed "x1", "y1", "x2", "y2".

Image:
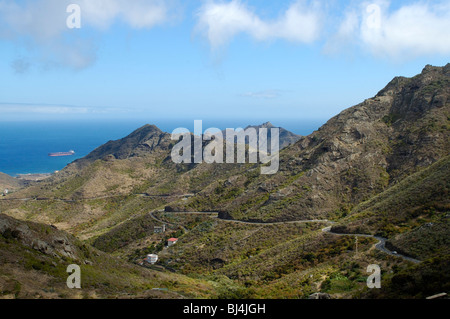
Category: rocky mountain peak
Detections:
[
  {"x1": 261, "y1": 121, "x2": 274, "y2": 128},
  {"x1": 243, "y1": 122, "x2": 302, "y2": 149},
  {"x1": 71, "y1": 123, "x2": 172, "y2": 167},
  {"x1": 377, "y1": 63, "x2": 449, "y2": 98},
  {"x1": 422, "y1": 63, "x2": 450, "y2": 75},
  {"x1": 128, "y1": 124, "x2": 162, "y2": 137}
]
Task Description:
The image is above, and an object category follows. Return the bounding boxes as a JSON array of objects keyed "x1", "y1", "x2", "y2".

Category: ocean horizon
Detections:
[{"x1": 0, "y1": 118, "x2": 326, "y2": 176}]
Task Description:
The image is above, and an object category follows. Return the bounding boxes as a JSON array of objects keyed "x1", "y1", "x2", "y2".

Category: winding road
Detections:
[
  {"x1": 1, "y1": 190, "x2": 422, "y2": 265},
  {"x1": 154, "y1": 211, "x2": 421, "y2": 264},
  {"x1": 321, "y1": 226, "x2": 420, "y2": 264}
]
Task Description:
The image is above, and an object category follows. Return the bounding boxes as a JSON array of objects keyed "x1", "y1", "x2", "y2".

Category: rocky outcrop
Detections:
[{"x1": 0, "y1": 214, "x2": 82, "y2": 261}]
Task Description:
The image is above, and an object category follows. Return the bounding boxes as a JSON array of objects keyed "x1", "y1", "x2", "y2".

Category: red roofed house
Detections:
[{"x1": 168, "y1": 238, "x2": 178, "y2": 247}]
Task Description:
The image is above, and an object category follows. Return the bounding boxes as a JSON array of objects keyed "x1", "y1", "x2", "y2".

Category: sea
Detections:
[{"x1": 0, "y1": 118, "x2": 326, "y2": 176}]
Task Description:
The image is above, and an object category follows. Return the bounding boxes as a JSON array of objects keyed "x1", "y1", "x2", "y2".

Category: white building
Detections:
[
  {"x1": 146, "y1": 254, "x2": 158, "y2": 264},
  {"x1": 154, "y1": 224, "x2": 166, "y2": 234}
]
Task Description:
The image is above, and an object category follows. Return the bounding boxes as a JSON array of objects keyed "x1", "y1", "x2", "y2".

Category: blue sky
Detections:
[{"x1": 0, "y1": 0, "x2": 449, "y2": 125}]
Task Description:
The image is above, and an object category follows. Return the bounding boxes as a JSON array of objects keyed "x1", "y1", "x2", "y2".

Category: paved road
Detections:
[
  {"x1": 2, "y1": 195, "x2": 422, "y2": 265},
  {"x1": 158, "y1": 211, "x2": 421, "y2": 264},
  {"x1": 154, "y1": 211, "x2": 335, "y2": 226},
  {"x1": 219, "y1": 217, "x2": 333, "y2": 226},
  {"x1": 322, "y1": 226, "x2": 421, "y2": 264}
]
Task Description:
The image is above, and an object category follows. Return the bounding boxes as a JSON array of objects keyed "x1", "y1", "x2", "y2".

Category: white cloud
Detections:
[
  {"x1": 323, "y1": 10, "x2": 359, "y2": 55},
  {"x1": 328, "y1": 1, "x2": 450, "y2": 59},
  {"x1": 78, "y1": 0, "x2": 173, "y2": 29},
  {"x1": 195, "y1": 0, "x2": 323, "y2": 50},
  {"x1": 0, "y1": 0, "x2": 176, "y2": 70},
  {"x1": 2, "y1": 0, "x2": 448, "y2": 71}
]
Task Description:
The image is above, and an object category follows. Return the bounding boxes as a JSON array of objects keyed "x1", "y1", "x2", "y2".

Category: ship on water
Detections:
[{"x1": 48, "y1": 150, "x2": 75, "y2": 157}]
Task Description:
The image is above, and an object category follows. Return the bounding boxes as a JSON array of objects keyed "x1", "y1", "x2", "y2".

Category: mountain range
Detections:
[{"x1": 0, "y1": 64, "x2": 448, "y2": 299}]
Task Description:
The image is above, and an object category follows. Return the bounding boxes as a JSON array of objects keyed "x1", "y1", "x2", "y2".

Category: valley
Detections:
[{"x1": 1, "y1": 64, "x2": 449, "y2": 299}]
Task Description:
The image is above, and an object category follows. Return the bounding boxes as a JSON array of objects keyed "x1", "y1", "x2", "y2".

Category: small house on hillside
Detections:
[
  {"x1": 146, "y1": 254, "x2": 158, "y2": 264},
  {"x1": 154, "y1": 225, "x2": 166, "y2": 234},
  {"x1": 167, "y1": 238, "x2": 178, "y2": 247}
]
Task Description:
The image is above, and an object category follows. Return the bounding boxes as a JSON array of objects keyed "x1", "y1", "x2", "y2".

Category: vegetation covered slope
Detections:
[
  {"x1": 0, "y1": 64, "x2": 448, "y2": 299},
  {"x1": 332, "y1": 155, "x2": 450, "y2": 237},
  {"x1": 328, "y1": 154, "x2": 450, "y2": 264},
  {"x1": 0, "y1": 122, "x2": 297, "y2": 239},
  {"x1": 171, "y1": 64, "x2": 449, "y2": 222},
  {"x1": 0, "y1": 172, "x2": 23, "y2": 192},
  {"x1": 0, "y1": 213, "x2": 217, "y2": 299}
]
